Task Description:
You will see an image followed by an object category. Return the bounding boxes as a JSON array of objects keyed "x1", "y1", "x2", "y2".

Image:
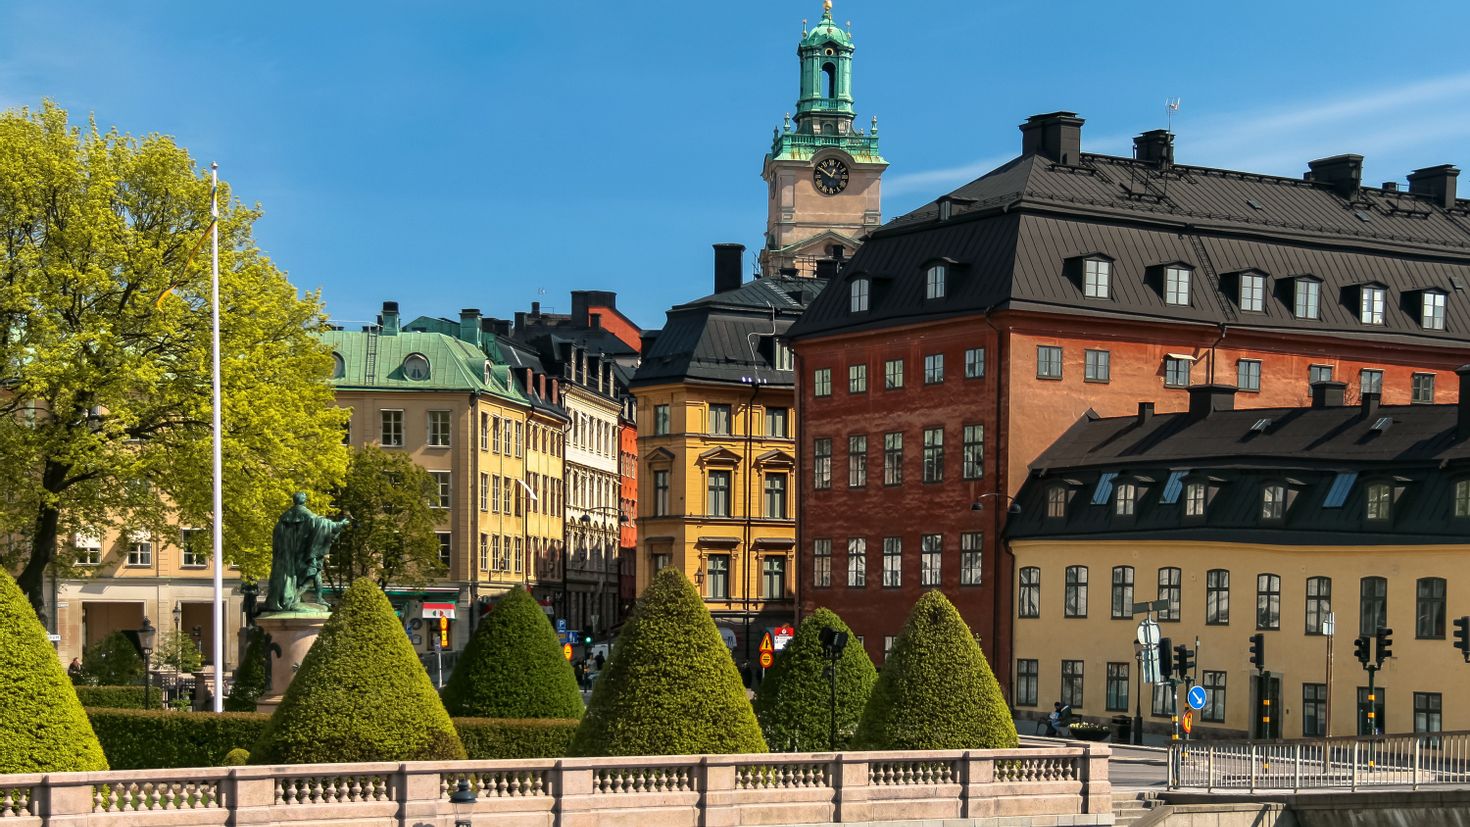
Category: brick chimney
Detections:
[
  {"x1": 1306, "y1": 154, "x2": 1363, "y2": 198},
  {"x1": 1310, "y1": 380, "x2": 1347, "y2": 408},
  {"x1": 1133, "y1": 130, "x2": 1174, "y2": 168},
  {"x1": 1408, "y1": 164, "x2": 1460, "y2": 210},
  {"x1": 1187, "y1": 384, "x2": 1236, "y2": 419},
  {"x1": 1137, "y1": 402, "x2": 1155, "y2": 424},
  {"x1": 714, "y1": 243, "x2": 744, "y2": 293},
  {"x1": 1020, "y1": 112, "x2": 1084, "y2": 165},
  {"x1": 1361, "y1": 390, "x2": 1380, "y2": 418}
]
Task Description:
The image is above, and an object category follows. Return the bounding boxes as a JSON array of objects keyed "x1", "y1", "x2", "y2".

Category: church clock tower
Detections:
[{"x1": 761, "y1": 1, "x2": 887, "y2": 277}]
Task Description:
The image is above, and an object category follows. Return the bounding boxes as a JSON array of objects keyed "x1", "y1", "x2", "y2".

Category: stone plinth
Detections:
[{"x1": 253, "y1": 610, "x2": 329, "y2": 713}]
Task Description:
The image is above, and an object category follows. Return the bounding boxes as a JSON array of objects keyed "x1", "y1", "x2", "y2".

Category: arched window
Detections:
[
  {"x1": 1256, "y1": 573, "x2": 1281, "y2": 630},
  {"x1": 1360, "y1": 576, "x2": 1388, "y2": 636},
  {"x1": 822, "y1": 62, "x2": 836, "y2": 98},
  {"x1": 1417, "y1": 577, "x2": 1446, "y2": 639},
  {"x1": 1306, "y1": 577, "x2": 1332, "y2": 635},
  {"x1": 1064, "y1": 566, "x2": 1088, "y2": 617},
  {"x1": 1206, "y1": 570, "x2": 1230, "y2": 625},
  {"x1": 1110, "y1": 566, "x2": 1134, "y2": 619}
]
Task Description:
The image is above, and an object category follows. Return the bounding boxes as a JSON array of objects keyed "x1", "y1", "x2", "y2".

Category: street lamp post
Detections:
[
  {"x1": 137, "y1": 617, "x2": 156, "y2": 711},
  {"x1": 819, "y1": 627, "x2": 849, "y2": 751}
]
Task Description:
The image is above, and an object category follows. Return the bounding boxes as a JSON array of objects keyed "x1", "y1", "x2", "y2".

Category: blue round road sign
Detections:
[{"x1": 1187, "y1": 685, "x2": 1207, "y2": 711}]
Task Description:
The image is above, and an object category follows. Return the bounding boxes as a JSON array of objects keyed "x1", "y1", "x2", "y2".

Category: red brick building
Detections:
[{"x1": 787, "y1": 112, "x2": 1470, "y2": 694}]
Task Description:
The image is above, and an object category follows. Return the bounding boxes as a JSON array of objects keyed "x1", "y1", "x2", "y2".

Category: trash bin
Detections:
[{"x1": 1111, "y1": 715, "x2": 1131, "y2": 743}]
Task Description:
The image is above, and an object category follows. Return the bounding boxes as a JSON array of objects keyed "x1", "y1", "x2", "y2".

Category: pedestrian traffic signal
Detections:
[
  {"x1": 584, "y1": 633, "x2": 593, "y2": 645},
  {"x1": 1375, "y1": 627, "x2": 1393, "y2": 664},
  {"x1": 1173, "y1": 644, "x2": 1195, "y2": 677},
  {"x1": 1158, "y1": 636, "x2": 1173, "y2": 681},
  {"x1": 1454, "y1": 616, "x2": 1470, "y2": 662},
  {"x1": 1248, "y1": 633, "x2": 1265, "y2": 671},
  {"x1": 1353, "y1": 635, "x2": 1370, "y2": 666}
]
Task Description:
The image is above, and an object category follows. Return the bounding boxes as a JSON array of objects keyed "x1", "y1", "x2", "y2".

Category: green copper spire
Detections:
[{"x1": 769, "y1": 1, "x2": 883, "y2": 164}]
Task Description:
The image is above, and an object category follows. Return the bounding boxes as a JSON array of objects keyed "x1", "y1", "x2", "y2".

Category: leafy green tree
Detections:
[
  {"x1": 442, "y1": 586, "x2": 583, "y2": 719},
  {"x1": 570, "y1": 567, "x2": 765, "y2": 756},
  {"x1": 853, "y1": 591, "x2": 1018, "y2": 750},
  {"x1": 0, "y1": 101, "x2": 349, "y2": 613},
  {"x1": 224, "y1": 625, "x2": 268, "y2": 712},
  {"x1": 753, "y1": 608, "x2": 876, "y2": 751},
  {"x1": 250, "y1": 578, "x2": 465, "y2": 764},
  {"x1": 0, "y1": 567, "x2": 108, "y2": 772},
  {"x1": 323, "y1": 444, "x2": 443, "y2": 590},
  {"x1": 157, "y1": 629, "x2": 204, "y2": 673},
  {"x1": 79, "y1": 631, "x2": 145, "y2": 687}
]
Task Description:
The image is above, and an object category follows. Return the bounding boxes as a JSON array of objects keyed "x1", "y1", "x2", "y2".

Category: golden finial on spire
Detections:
[{"x1": 823, "y1": 0, "x2": 832, "y2": 13}]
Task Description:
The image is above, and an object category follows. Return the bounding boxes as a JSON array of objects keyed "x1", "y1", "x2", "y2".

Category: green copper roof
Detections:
[
  {"x1": 802, "y1": 5, "x2": 852, "y2": 49},
  {"x1": 318, "y1": 328, "x2": 526, "y2": 405}
]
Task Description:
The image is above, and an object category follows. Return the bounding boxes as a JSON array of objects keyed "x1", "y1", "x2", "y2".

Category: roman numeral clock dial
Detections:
[{"x1": 813, "y1": 158, "x2": 849, "y2": 195}]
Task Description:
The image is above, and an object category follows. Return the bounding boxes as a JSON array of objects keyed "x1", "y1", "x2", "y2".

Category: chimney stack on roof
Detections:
[
  {"x1": 379, "y1": 301, "x2": 400, "y2": 336},
  {"x1": 1187, "y1": 384, "x2": 1237, "y2": 419},
  {"x1": 814, "y1": 257, "x2": 839, "y2": 279},
  {"x1": 1133, "y1": 129, "x2": 1174, "y2": 168},
  {"x1": 1137, "y1": 402, "x2": 1155, "y2": 425},
  {"x1": 1361, "y1": 390, "x2": 1380, "y2": 418},
  {"x1": 458, "y1": 308, "x2": 481, "y2": 345},
  {"x1": 1306, "y1": 154, "x2": 1363, "y2": 198},
  {"x1": 531, "y1": 301, "x2": 541, "y2": 316},
  {"x1": 713, "y1": 243, "x2": 744, "y2": 294},
  {"x1": 1310, "y1": 380, "x2": 1347, "y2": 409},
  {"x1": 1408, "y1": 164, "x2": 1460, "y2": 210},
  {"x1": 1020, "y1": 112, "x2": 1084, "y2": 165},
  {"x1": 590, "y1": 312, "x2": 602, "y2": 330},
  {"x1": 1458, "y1": 365, "x2": 1470, "y2": 440}
]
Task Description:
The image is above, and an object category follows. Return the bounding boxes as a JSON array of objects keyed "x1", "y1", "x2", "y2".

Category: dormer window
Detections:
[
  {"x1": 331, "y1": 352, "x2": 345, "y2": 379},
  {"x1": 1366, "y1": 482, "x2": 1392, "y2": 521},
  {"x1": 1455, "y1": 480, "x2": 1470, "y2": 517},
  {"x1": 774, "y1": 341, "x2": 794, "y2": 371},
  {"x1": 1294, "y1": 278, "x2": 1321, "y2": 320},
  {"x1": 1261, "y1": 484, "x2": 1287, "y2": 520},
  {"x1": 937, "y1": 199, "x2": 953, "y2": 221},
  {"x1": 1239, "y1": 273, "x2": 1266, "y2": 312},
  {"x1": 1046, "y1": 485, "x2": 1067, "y2": 518},
  {"x1": 1164, "y1": 266, "x2": 1192, "y2": 306},
  {"x1": 402, "y1": 353, "x2": 431, "y2": 380},
  {"x1": 850, "y1": 279, "x2": 869, "y2": 313},
  {"x1": 1422, "y1": 290, "x2": 1447, "y2": 330},
  {"x1": 1360, "y1": 285, "x2": 1386, "y2": 325},
  {"x1": 1083, "y1": 259, "x2": 1111, "y2": 299},
  {"x1": 1115, "y1": 482, "x2": 1137, "y2": 516},
  {"x1": 925, "y1": 264, "x2": 947, "y2": 300},
  {"x1": 1184, "y1": 483, "x2": 1206, "y2": 517}
]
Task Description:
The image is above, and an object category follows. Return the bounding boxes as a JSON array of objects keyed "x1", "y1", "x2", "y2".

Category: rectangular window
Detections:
[
  {"x1": 1458, "y1": 480, "x2": 1470, "y2": 517},
  {"x1": 380, "y1": 410, "x2": 404, "y2": 446},
  {"x1": 920, "y1": 534, "x2": 942, "y2": 587},
  {"x1": 766, "y1": 407, "x2": 788, "y2": 438},
  {"x1": 1306, "y1": 577, "x2": 1332, "y2": 635},
  {"x1": 1237, "y1": 359, "x2": 1262, "y2": 392},
  {"x1": 491, "y1": 416, "x2": 501, "y2": 452},
  {"x1": 652, "y1": 552, "x2": 671, "y2": 573},
  {"x1": 1064, "y1": 565, "x2": 1089, "y2": 618},
  {"x1": 923, "y1": 353, "x2": 944, "y2": 384},
  {"x1": 764, "y1": 473, "x2": 788, "y2": 519},
  {"x1": 1152, "y1": 683, "x2": 1173, "y2": 717},
  {"x1": 1106, "y1": 662, "x2": 1130, "y2": 712},
  {"x1": 1423, "y1": 291, "x2": 1447, "y2": 330},
  {"x1": 515, "y1": 421, "x2": 523, "y2": 457},
  {"x1": 1111, "y1": 566, "x2": 1135, "y2": 620},
  {"x1": 707, "y1": 470, "x2": 731, "y2": 517},
  {"x1": 74, "y1": 532, "x2": 102, "y2": 566},
  {"x1": 1201, "y1": 671, "x2": 1226, "y2": 722},
  {"x1": 1256, "y1": 573, "x2": 1281, "y2": 630},
  {"x1": 1366, "y1": 482, "x2": 1392, "y2": 521},
  {"x1": 762, "y1": 556, "x2": 786, "y2": 600},
  {"x1": 883, "y1": 636, "x2": 896, "y2": 660},
  {"x1": 478, "y1": 533, "x2": 488, "y2": 570},
  {"x1": 1302, "y1": 683, "x2": 1327, "y2": 737},
  {"x1": 1016, "y1": 659, "x2": 1039, "y2": 707},
  {"x1": 1360, "y1": 369, "x2": 1383, "y2": 395},
  {"x1": 1084, "y1": 349, "x2": 1110, "y2": 382},
  {"x1": 883, "y1": 432, "x2": 903, "y2": 485},
  {"x1": 813, "y1": 438, "x2": 832, "y2": 490},
  {"x1": 922, "y1": 426, "x2": 944, "y2": 483},
  {"x1": 1164, "y1": 357, "x2": 1192, "y2": 388},
  {"x1": 1262, "y1": 484, "x2": 1286, "y2": 520},
  {"x1": 884, "y1": 359, "x2": 904, "y2": 389},
  {"x1": 846, "y1": 538, "x2": 867, "y2": 587},
  {"x1": 1115, "y1": 482, "x2": 1137, "y2": 516},
  {"x1": 882, "y1": 537, "x2": 902, "y2": 587},
  {"x1": 1413, "y1": 373, "x2": 1436, "y2": 404},
  {"x1": 1361, "y1": 286, "x2": 1386, "y2": 325},
  {"x1": 1158, "y1": 567, "x2": 1181, "y2": 622},
  {"x1": 653, "y1": 470, "x2": 670, "y2": 516},
  {"x1": 1019, "y1": 567, "x2": 1040, "y2": 618},
  {"x1": 813, "y1": 539, "x2": 832, "y2": 588},
  {"x1": 848, "y1": 435, "x2": 868, "y2": 487},
  {"x1": 1295, "y1": 279, "x2": 1321, "y2": 319},
  {"x1": 1165, "y1": 266, "x2": 1191, "y2": 306},
  {"x1": 180, "y1": 529, "x2": 207, "y2": 568},
  {"x1": 1240, "y1": 273, "x2": 1266, "y2": 312},
  {"x1": 1083, "y1": 259, "x2": 1111, "y2": 299},
  {"x1": 962, "y1": 424, "x2": 984, "y2": 479},
  {"x1": 1206, "y1": 569, "x2": 1230, "y2": 625},
  {"x1": 1037, "y1": 345, "x2": 1062, "y2": 379},
  {"x1": 925, "y1": 264, "x2": 946, "y2": 299},
  {"x1": 479, "y1": 412, "x2": 489, "y2": 450},
  {"x1": 960, "y1": 533, "x2": 983, "y2": 585},
  {"x1": 1185, "y1": 483, "x2": 1206, "y2": 517},
  {"x1": 964, "y1": 347, "x2": 986, "y2": 379},
  {"x1": 479, "y1": 473, "x2": 489, "y2": 511},
  {"x1": 427, "y1": 410, "x2": 451, "y2": 447},
  {"x1": 1360, "y1": 576, "x2": 1388, "y2": 636},
  {"x1": 813, "y1": 368, "x2": 832, "y2": 398},
  {"x1": 1417, "y1": 577, "x2": 1446, "y2": 639},
  {"x1": 850, "y1": 279, "x2": 869, "y2": 312},
  {"x1": 775, "y1": 341, "x2": 794, "y2": 371},
  {"x1": 491, "y1": 476, "x2": 501, "y2": 514},
  {"x1": 1415, "y1": 692, "x2": 1443, "y2": 735},
  {"x1": 706, "y1": 554, "x2": 730, "y2": 599},
  {"x1": 654, "y1": 404, "x2": 670, "y2": 435},
  {"x1": 708, "y1": 404, "x2": 731, "y2": 435},
  {"x1": 433, "y1": 532, "x2": 451, "y2": 568},
  {"x1": 1061, "y1": 660, "x2": 1085, "y2": 707},
  {"x1": 430, "y1": 471, "x2": 451, "y2": 509},
  {"x1": 1309, "y1": 364, "x2": 1334, "y2": 385},
  {"x1": 849, "y1": 363, "x2": 867, "y2": 393},
  {"x1": 126, "y1": 532, "x2": 152, "y2": 566},
  {"x1": 501, "y1": 419, "x2": 512, "y2": 454},
  {"x1": 1047, "y1": 486, "x2": 1067, "y2": 519}
]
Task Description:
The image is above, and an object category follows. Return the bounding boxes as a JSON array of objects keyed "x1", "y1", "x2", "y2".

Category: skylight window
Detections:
[
  {"x1": 1250, "y1": 418, "x2": 1272, "y2": 433},
  {"x1": 1323, "y1": 472, "x2": 1358, "y2": 508},
  {"x1": 1159, "y1": 470, "x2": 1188, "y2": 504},
  {"x1": 1371, "y1": 417, "x2": 1393, "y2": 432},
  {"x1": 1354, "y1": 210, "x2": 1372, "y2": 223},
  {"x1": 1091, "y1": 471, "x2": 1118, "y2": 506},
  {"x1": 1247, "y1": 198, "x2": 1265, "y2": 211}
]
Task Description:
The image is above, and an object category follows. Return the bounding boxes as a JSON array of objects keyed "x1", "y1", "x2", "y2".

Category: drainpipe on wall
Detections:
[{"x1": 980, "y1": 306, "x2": 1012, "y2": 702}]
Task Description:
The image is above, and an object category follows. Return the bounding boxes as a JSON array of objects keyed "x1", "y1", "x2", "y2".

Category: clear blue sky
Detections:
[{"x1": 7, "y1": 1, "x2": 1470, "y2": 331}]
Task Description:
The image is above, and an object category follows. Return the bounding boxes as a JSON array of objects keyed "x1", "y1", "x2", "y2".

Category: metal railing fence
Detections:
[{"x1": 1170, "y1": 730, "x2": 1470, "y2": 791}]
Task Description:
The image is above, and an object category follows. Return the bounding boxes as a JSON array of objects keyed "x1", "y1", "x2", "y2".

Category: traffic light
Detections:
[
  {"x1": 1248, "y1": 633, "x2": 1265, "y2": 671},
  {"x1": 1375, "y1": 627, "x2": 1393, "y2": 664},
  {"x1": 584, "y1": 633, "x2": 593, "y2": 646},
  {"x1": 1174, "y1": 644, "x2": 1195, "y2": 678},
  {"x1": 1353, "y1": 635, "x2": 1371, "y2": 666},
  {"x1": 1454, "y1": 616, "x2": 1470, "y2": 662},
  {"x1": 1158, "y1": 636, "x2": 1173, "y2": 681}
]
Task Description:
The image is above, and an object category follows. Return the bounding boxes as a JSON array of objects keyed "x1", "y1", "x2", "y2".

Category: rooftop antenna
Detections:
[{"x1": 1165, "y1": 98, "x2": 1181, "y2": 135}]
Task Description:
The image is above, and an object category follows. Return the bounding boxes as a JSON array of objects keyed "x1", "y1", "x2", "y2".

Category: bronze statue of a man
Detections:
[{"x1": 264, "y1": 492, "x2": 349, "y2": 613}]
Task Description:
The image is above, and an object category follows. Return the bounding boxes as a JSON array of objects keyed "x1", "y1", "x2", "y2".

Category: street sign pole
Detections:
[{"x1": 1131, "y1": 599, "x2": 1168, "y2": 747}]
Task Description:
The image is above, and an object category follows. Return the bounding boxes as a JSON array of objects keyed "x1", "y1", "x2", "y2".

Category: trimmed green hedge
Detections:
[
  {"x1": 87, "y1": 709, "x2": 269, "y2": 769},
  {"x1": 224, "y1": 626, "x2": 268, "y2": 712},
  {"x1": 753, "y1": 608, "x2": 876, "y2": 752},
  {"x1": 75, "y1": 685, "x2": 149, "y2": 709},
  {"x1": 455, "y1": 718, "x2": 579, "y2": 759},
  {"x1": 0, "y1": 568, "x2": 109, "y2": 773},
  {"x1": 442, "y1": 586, "x2": 584, "y2": 719}
]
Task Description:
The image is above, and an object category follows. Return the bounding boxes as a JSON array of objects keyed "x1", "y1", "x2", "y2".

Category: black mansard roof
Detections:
[
  {"x1": 788, "y1": 120, "x2": 1470, "y2": 346},
  {"x1": 1007, "y1": 386, "x2": 1470, "y2": 546}
]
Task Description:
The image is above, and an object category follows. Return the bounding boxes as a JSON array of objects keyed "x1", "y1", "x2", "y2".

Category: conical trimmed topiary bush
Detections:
[
  {"x1": 853, "y1": 590, "x2": 1018, "y2": 750},
  {"x1": 442, "y1": 586, "x2": 583, "y2": 719},
  {"x1": 570, "y1": 567, "x2": 766, "y2": 756},
  {"x1": 250, "y1": 578, "x2": 466, "y2": 763},
  {"x1": 753, "y1": 608, "x2": 876, "y2": 752},
  {"x1": 0, "y1": 568, "x2": 109, "y2": 772},
  {"x1": 224, "y1": 626, "x2": 268, "y2": 712}
]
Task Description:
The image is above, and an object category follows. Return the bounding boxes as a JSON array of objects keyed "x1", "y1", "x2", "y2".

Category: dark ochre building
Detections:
[{"x1": 787, "y1": 111, "x2": 1470, "y2": 692}]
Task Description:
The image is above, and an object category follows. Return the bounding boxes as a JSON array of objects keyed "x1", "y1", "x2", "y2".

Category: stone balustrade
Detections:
[{"x1": 0, "y1": 745, "x2": 1111, "y2": 826}]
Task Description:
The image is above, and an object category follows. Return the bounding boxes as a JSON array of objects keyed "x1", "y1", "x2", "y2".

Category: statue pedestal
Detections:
[{"x1": 254, "y1": 611, "x2": 329, "y2": 714}]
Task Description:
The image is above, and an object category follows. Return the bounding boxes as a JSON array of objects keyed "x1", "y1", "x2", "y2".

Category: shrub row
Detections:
[
  {"x1": 74, "y1": 685, "x2": 149, "y2": 709},
  {"x1": 86, "y1": 708, "x2": 576, "y2": 768}
]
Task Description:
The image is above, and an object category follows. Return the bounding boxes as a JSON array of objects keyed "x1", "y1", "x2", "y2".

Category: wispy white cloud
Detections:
[{"x1": 884, "y1": 154, "x2": 1011, "y2": 197}]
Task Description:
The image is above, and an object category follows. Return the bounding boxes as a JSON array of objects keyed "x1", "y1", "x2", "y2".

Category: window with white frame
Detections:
[
  {"x1": 1239, "y1": 273, "x2": 1266, "y2": 312},
  {"x1": 127, "y1": 531, "x2": 152, "y2": 567},
  {"x1": 1413, "y1": 373, "x2": 1436, "y2": 403},
  {"x1": 813, "y1": 368, "x2": 832, "y2": 397},
  {"x1": 181, "y1": 529, "x2": 208, "y2": 568},
  {"x1": 74, "y1": 531, "x2": 102, "y2": 566},
  {"x1": 1295, "y1": 279, "x2": 1321, "y2": 319},
  {"x1": 1361, "y1": 286, "x2": 1386, "y2": 325},
  {"x1": 847, "y1": 538, "x2": 867, "y2": 587},
  {"x1": 920, "y1": 534, "x2": 942, "y2": 586},
  {"x1": 813, "y1": 539, "x2": 832, "y2": 588},
  {"x1": 962, "y1": 424, "x2": 984, "y2": 479},
  {"x1": 849, "y1": 363, "x2": 867, "y2": 393},
  {"x1": 850, "y1": 279, "x2": 869, "y2": 312},
  {"x1": 1366, "y1": 482, "x2": 1392, "y2": 521},
  {"x1": 774, "y1": 341, "x2": 794, "y2": 371},
  {"x1": 1423, "y1": 291, "x2": 1447, "y2": 330},
  {"x1": 882, "y1": 537, "x2": 902, "y2": 587},
  {"x1": 1262, "y1": 484, "x2": 1287, "y2": 520},
  {"x1": 1083, "y1": 258, "x2": 1111, "y2": 299},
  {"x1": 925, "y1": 264, "x2": 946, "y2": 300},
  {"x1": 1361, "y1": 369, "x2": 1383, "y2": 395},
  {"x1": 427, "y1": 410, "x2": 451, "y2": 447},
  {"x1": 437, "y1": 532, "x2": 452, "y2": 567},
  {"x1": 1165, "y1": 266, "x2": 1191, "y2": 306},
  {"x1": 1185, "y1": 482, "x2": 1206, "y2": 517},
  {"x1": 960, "y1": 532, "x2": 983, "y2": 585},
  {"x1": 430, "y1": 471, "x2": 451, "y2": 508},
  {"x1": 1115, "y1": 482, "x2": 1137, "y2": 516},
  {"x1": 380, "y1": 409, "x2": 404, "y2": 447}
]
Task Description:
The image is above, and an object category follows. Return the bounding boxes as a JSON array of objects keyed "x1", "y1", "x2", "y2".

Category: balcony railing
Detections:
[{"x1": 1170, "y1": 730, "x2": 1470, "y2": 792}]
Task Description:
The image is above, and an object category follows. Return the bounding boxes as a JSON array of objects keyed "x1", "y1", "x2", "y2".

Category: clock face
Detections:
[{"x1": 813, "y1": 158, "x2": 850, "y2": 195}]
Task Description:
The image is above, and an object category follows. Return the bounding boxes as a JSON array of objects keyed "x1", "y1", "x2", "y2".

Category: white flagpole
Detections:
[{"x1": 210, "y1": 162, "x2": 225, "y2": 712}]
